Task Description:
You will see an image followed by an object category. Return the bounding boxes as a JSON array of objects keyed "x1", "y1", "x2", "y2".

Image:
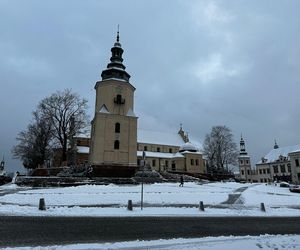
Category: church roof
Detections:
[
  {"x1": 137, "y1": 129, "x2": 185, "y2": 147},
  {"x1": 137, "y1": 151, "x2": 184, "y2": 159},
  {"x1": 257, "y1": 143, "x2": 300, "y2": 164},
  {"x1": 75, "y1": 127, "x2": 202, "y2": 149}
]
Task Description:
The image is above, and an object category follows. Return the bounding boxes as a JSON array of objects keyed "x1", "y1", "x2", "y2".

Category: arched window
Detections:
[
  {"x1": 115, "y1": 122, "x2": 120, "y2": 133},
  {"x1": 114, "y1": 140, "x2": 120, "y2": 150}
]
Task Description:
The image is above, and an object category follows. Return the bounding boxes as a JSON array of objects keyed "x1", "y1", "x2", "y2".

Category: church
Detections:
[{"x1": 69, "y1": 32, "x2": 205, "y2": 177}]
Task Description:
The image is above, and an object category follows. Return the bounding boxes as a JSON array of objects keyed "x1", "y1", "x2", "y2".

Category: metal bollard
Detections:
[
  {"x1": 260, "y1": 202, "x2": 266, "y2": 212},
  {"x1": 39, "y1": 198, "x2": 46, "y2": 211},
  {"x1": 199, "y1": 201, "x2": 205, "y2": 211},
  {"x1": 127, "y1": 200, "x2": 133, "y2": 211}
]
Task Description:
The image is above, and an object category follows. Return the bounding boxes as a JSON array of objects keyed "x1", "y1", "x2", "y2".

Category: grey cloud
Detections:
[{"x1": 1, "y1": 0, "x2": 300, "y2": 172}]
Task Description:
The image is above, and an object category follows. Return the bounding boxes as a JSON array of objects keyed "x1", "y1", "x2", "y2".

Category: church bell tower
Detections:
[
  {"x1": 238, "y1": 135, "x2": 252, "y2": 182},
  {"x1": 89, "y1": 31, "x2": 138, "y2": 176}
]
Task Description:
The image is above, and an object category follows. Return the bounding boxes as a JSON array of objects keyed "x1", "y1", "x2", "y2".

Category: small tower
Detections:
[
  {"x1": 89, "y1": 30, "x2": 138, "y2": 176},
  {"x1": 274, "y1": 139, "x2": 279, "y2": 149},
  {"x1": 238, "y1": 135, "x2": 252, "y2": 182}
]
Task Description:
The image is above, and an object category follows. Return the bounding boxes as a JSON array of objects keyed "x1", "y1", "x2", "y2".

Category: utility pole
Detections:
[{"x1": 141, "y1": 151, "x2": 146, "y2": 210}]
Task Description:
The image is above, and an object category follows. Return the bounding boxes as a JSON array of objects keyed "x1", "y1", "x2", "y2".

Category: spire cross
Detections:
[{"x1": 117, "y1": 24, "x2": 120, "y2": 42}]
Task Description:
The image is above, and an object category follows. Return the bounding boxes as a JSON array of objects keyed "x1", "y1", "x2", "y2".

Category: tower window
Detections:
[
  {"x1": 115, "y1": 122, "x2": 120, "y2": 133},
  {"x1": 157, "y1": 147, "x2": 160, "y2": 152},
  {"x1": 144, "y1": 146, "x2": 147, "y2": 151},
  {"x1": 114, "y1": 94, "x2": 125, "y2": 104},
  {"x1": 296, "y1": 159, "x2": 300, "y2": 167},
  {"x1": 195, "y1": 159, "x2": 199, "y2": 165},
  {"x1": 191, "y1": 159, "x2": 194, "y2": 165},
  {"x1": 169, "y1": 148, "x2": 172, "y2": 153},
  {"x1": 114, "y1": 140, "x2": 120, "y2": 150}
]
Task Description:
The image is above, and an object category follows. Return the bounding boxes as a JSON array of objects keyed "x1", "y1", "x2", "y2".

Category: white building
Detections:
[{"x1": 238, "y1": 138, "x2": 300, "y2": 184}]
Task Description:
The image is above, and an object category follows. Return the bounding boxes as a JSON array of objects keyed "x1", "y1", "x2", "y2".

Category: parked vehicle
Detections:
[
  {"x1": 279, "y1": 182, "x2": 290, "y2": 188},
  {"x1": 289, "y1": 185, "x2": 300, "y2": 193}
]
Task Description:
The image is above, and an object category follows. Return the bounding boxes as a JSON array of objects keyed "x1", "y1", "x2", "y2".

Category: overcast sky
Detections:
[{"x1": 1, "y1": 0, "x2": 300, "y2": 173}]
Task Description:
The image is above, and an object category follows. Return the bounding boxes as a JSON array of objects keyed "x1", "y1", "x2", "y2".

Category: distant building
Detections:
[{"x1": 238, "y1": 137, "x2": 300, "y2": 184}]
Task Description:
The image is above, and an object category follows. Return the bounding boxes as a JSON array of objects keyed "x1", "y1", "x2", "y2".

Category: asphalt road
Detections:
[{"x1": 0, "y1": 216, "x2": 300, "y2": 247}]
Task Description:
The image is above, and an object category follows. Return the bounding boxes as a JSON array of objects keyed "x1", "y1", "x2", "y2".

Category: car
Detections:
[
  {"x1": 279, "y1": 182, "x2": 290, "y2": 188},
  {"x1": 289, "y1": 185, "x2": 300, "y2": 193}
]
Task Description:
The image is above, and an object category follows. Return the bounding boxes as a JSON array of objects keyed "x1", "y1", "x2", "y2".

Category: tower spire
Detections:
[
  {"x1": 100, "y1": 29, "x2": 131, "y2": 82},
  {"x1": 117, "y1": 24, "x2": 120, "y2": 42},
  {"x1": 240, "y1": 134, "x2": 247, "y2": 155},
  {"x1": 274, "y1": 139, "x2": 279, "y2": 149}
]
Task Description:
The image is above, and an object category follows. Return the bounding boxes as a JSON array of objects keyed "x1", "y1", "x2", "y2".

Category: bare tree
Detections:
[
  {"x1": 38, "y1": 89, "x2": 89, "y2": 164},
  {"x1": 203, "y1": 126, "x2": 238, "y2": 174},
  {"x1": 12, "y1": 112, "x2": 53, "y2": 169}
]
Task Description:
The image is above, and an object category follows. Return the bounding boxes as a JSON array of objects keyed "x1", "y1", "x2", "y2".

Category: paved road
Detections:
[{"x1": 0, "y1": 216, "x2": 300, "y2": 247}]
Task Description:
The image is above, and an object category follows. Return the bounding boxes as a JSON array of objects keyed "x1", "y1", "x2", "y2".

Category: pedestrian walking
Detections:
[{"x1": 179, "y1": 175, "x2": 184, "y2": 187}]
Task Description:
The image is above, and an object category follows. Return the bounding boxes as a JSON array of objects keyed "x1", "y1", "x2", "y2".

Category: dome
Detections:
[{"x1": 179, "y1": 142, "x2": 198, "y2": 153}]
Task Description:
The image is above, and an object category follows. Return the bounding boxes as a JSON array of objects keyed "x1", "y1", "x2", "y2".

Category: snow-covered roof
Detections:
[
  {"x1": 126, "y1": 108, "x2": 136, "y2": 117},
  {"x1": 179, "y1": 142, "x2": 198, "y2": 152},
  {"x1": 137, "y1": 151, "x2": 184, "y2": 159},
  {"x1": 75, "y1": 130, "x2": 91, "y2": 138},
  {"x1": 238, "y1": 155, "x2": 250, "y2": 158},
  {"x1": 257, "y1": 144, "x2": 300, "y2": 164},
  {"x1": 137, "y1": 129, "x2": 185, "y2": 147},
  {"x1": 99, "y1": 104, "x2": 109, "y2": 113},
  {"x1": 77, "y1": 146, "x2": 90, "y2": 154},
  {"x1": 180, "y1": 151, "x2": 202, "y2": 155},
  {"x1": 75, "y1": 127, "x2": 202, "y2": 149}
]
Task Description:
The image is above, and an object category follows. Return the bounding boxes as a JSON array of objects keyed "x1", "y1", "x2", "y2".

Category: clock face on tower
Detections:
[{"x1": 115, "y1": 86, "x2": 122, "y2": 94}]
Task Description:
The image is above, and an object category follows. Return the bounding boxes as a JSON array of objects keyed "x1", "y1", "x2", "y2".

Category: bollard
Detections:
[
  {"x1": 127, "y1": 200, "x2": 133, "y2": 211},
  {"x1": 260, "y1": 202, "x2": 266, "y2": 212},
  {"x1": 39, "y1": 198, "x2": 46, "y2": 211},
  {"x1": 199, "y1": 201, "x2": 205, "y2": 211}
]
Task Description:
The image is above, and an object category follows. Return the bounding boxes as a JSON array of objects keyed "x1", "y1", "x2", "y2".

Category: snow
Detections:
[
  {"x1": 3, "y1": 235, "x2": 300, "y2": 250},
  {"x1": 137, "y1": 129, "x2": 185, "y2": 146},
  {"x1": 101, "y1": 77, "x2": 128, "y2": 82},
  {"x1": 179, "y1": 142, "x2": 198, "y2": 152},
  {"x1": 77, "y1": 146, "x2": 89, "y2": 154},
  {"x1": 126, "y1": 108, "x2": 136, "y2": 117},
  {"x1": 1, "y1": 182, "x2": 300, "y2": 217},
  {"x1": 137, "y1": 150, "x2": 181, "y2": 159},
  {"x1": 99, "y1": 104, "x2": 109, "y2": 113},
  {"x1": 257, "y1": 144, "x2": 300, "y2": 164}
]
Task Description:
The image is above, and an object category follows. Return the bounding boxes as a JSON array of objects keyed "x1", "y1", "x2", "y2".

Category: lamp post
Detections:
[{"x1": 141, "y1": 151, "x2": 146, "y2": 210}]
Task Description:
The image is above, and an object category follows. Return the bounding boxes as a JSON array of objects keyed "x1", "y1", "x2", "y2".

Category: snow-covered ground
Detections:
[
  {"x1": 3, "y1": 235, "x2": 300, "y2": 250},
  {"x1": 0, "y1": 182, "x2": 299, "y2": 217}
]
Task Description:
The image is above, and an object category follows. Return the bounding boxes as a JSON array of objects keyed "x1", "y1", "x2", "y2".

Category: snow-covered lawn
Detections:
[
  {"x1": 3, "y1": 235, "x2": 300, "y2": 250},
  {"x1": 0, "y1": 182, "x2": 299, "y2": 217}
]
